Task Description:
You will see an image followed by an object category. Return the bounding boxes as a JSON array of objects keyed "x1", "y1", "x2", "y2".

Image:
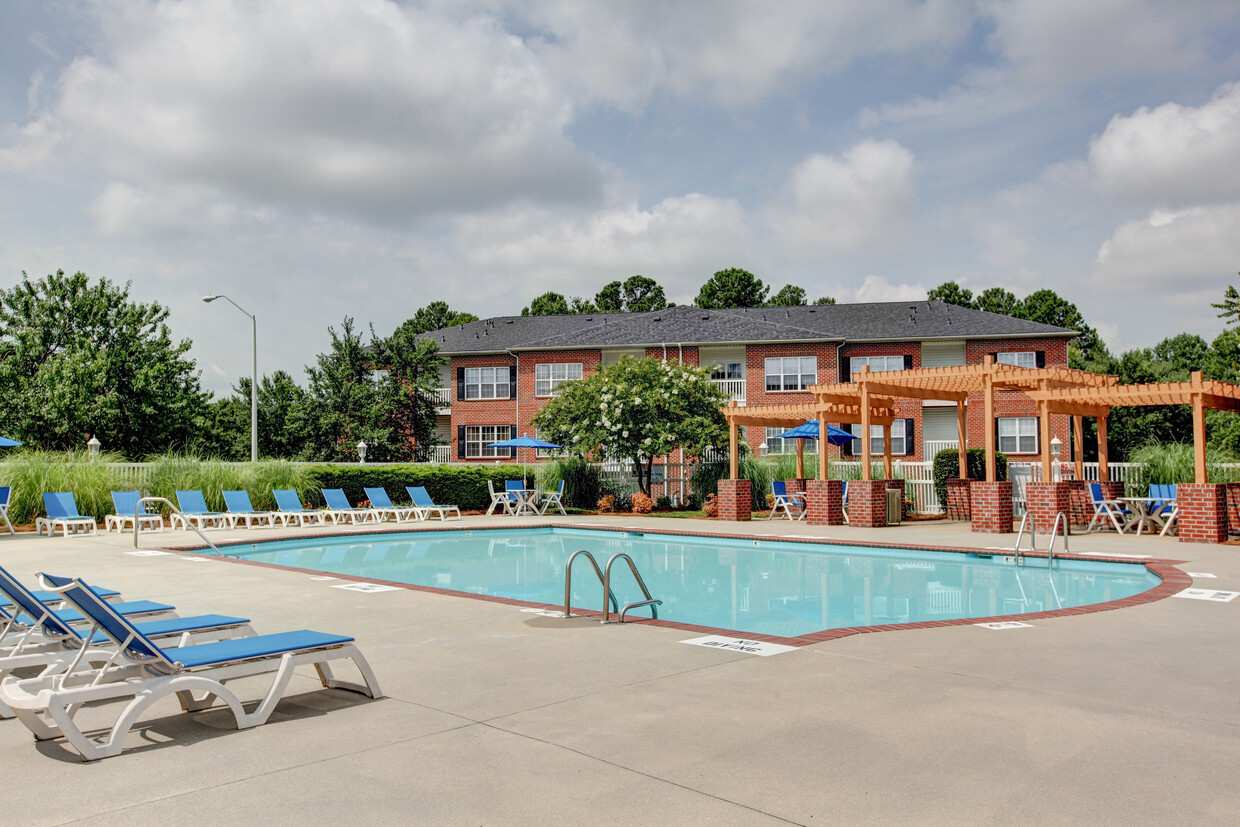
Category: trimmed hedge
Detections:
[
  {"x1": 309, "y1": 463, "x2": 529, "y2": 512},
  {"x1": 932, "y1": 448, "x2": 1007, "y2": 508}
]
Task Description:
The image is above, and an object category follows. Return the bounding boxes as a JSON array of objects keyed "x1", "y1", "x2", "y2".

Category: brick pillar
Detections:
[
  {"x1": 848, "y1": 480, "x2": 890, "y2": 528},
  {"x1": 1025, "y1": 482, "x2": 1074, "y2": 534},
  {"x1": 806, "y1": 479, "x2": 845, "y2": 526},
  {"x1": 884, "y1": 479, "x2": 907, "y2": 520},
  {"x1": 971, "y1": 481, "x2": 1013, "y2": 534},
  {"x1": 1224, "y1": 483, "x2": 1240, "y2": 536},
  {"x1": 1064, "y1": 480, "x2": 1090, "y2": 527},
  {"x1": 1178, "y1": 483, "x2": 1226, "y2": 544},
  {"x1": 785, "y1": 479, "x2": 807, "y2": 497},
  {"x1": 717, "y1": 479, "x2": 752, "y2": 522},
  {"x1": 945, "y1": 478, "x2": 971, "y2": 520}
]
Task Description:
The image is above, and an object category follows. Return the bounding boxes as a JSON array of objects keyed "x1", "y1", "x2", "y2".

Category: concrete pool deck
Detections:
[{"x1": 1, "y1": 516, "x2": 1236, "y2": 825}]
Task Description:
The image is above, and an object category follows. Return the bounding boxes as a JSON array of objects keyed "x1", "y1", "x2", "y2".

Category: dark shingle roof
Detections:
[{"x1": 423, "y1": 301, "x2": 1076, "y2": 355}]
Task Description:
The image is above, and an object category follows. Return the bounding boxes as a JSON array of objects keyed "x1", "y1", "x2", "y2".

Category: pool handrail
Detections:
[
  {"x1": 563, "y1": 549, "x2": 619, "y2": 619},
  {"x1": 134, "y1": 496, "x2": 224, "y2": 556},
  {"x1": 602, "y1": 552, "x2": 661, "y2": 624}
]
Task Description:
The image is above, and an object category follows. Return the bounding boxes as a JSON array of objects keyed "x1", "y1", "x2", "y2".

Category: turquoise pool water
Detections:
[{"x1": 229, "y1": 528, "x2": 1161, "y2": 639}]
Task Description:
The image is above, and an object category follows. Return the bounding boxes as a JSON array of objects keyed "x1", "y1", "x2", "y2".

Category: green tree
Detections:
[
  {"x1": 594, "y1": 281, "x2": 623, "y2": 313},
  {"x1": 975, "y1": 287, "x2": 1018, "y2": 316},
  {"x1": 620, "y1": 275, "x2": 668, "y2": 312},
  {"x1": 696, "y1": 267, "x2": 768, "y2": 309},
  {"x1": 1212, "y1": 281, "x2": 1240, "y2": 326},
  {"x1": 1015, "y1": 288, "x2": 1102, "y2": 364},
  {"x1": 768, "y1": 284, "x2": 808, "y2": 306},
  {"x1": 369, "y1": 321, "x2": 445, "y2": 461},
  {"x1": 400, "y1": 301, "x2": 478, "y2": 335},
  {"x1": 532, "y1": 356, "x2": 729, "y2": 496},
  {"x1": 813, "y1": 295, "x2": 837, "y2": 305},
  {"x1": 926, "y1": 281, "x2": 975, "y2": 308},
  {"x1": 522, "y1": 292, "x2": 572, "y2": 316},
  {"x1": 0, "y1": 270, "x2": 208, "y2": 457}
]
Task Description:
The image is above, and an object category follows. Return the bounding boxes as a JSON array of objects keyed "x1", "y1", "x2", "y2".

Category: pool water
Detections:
[{"x1": 230, "y1": 527, "x2": 1161, "y2": 639}]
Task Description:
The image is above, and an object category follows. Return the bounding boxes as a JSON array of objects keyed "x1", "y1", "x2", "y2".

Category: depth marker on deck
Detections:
[
  {"x1": 1188, "y1": 572, "x2": 1216, "y2": 579},
  {"x1": 975, "y1": 621, "x2": 1033, "y2": 630},
  {"x1": 125, "y1": 550, "x2": 171, "y2": 557},
  {"x1": 1080, "y1": 551, "x2": 1151, "y2": 559},
  {"x1": 681, "y1": 635, "x2": 798, "y2": 656},
  {"x1": 520, "y1": 607, "x2": 567, "y2": 618},
  {"x1": 332, "y1": 583, "x2": 401, "y2": 593},
  {"x1": 309, "y1": 576, "x2": 337, "y2": 581},
  {"x1": 1172, "y1": 588, "x2": 1239, "y2": 602}
]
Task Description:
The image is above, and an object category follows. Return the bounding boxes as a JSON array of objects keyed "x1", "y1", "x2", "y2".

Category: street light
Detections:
[{"x1": 202, "y1": 294, "x2": 258, "y2": 462}]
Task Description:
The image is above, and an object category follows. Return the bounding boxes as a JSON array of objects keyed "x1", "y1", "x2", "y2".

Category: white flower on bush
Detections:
[{"x1": 622, "y1": 430, "x2": 629, "y2": 437}]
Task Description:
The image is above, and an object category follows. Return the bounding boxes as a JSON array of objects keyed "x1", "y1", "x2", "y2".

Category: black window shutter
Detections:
[
  {"x1": 903, "y1": 354, "x2": 913, "y2": 370},
  {"x1": 841, "y1": 424, "x2": 854, "y2": 456},
  {"x1": 1036, "y1": 350, "x2": 1046, "y2": 368},
  {"x1": 905, "y1": 418, "x2": 915, "y2": 456},
  {"x1": 994, "y1": 417, "x2": 1000, "y2": 452},
  {"x1": 988, "y1": 352, "x2": 998, "y2": 363},
  {"x1": 509, "y1": 365, "x2": 518, "y2": 399},
  {"x1": 509, "y1": 424, "x2": 517, "y2": 458},
  {"x1": 457, "y1": 425, "x2": 466, "y2": 459},
  {"x1": 457, "y1": 367, "x2": 465, "y2": 401},
  {"x1": 839, "y1": 356, "x2": 850, "y2": 383}
]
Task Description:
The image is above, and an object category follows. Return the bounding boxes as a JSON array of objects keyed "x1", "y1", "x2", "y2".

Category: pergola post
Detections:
[
  {"x1": 956, "y1": 400, "x2": 968, "y2": 479},
  {"x1": 728, "y1": 415, "x2": 739, "y2": 481},
  {"x1": 795, "y1": 436, "x2": 805, "y2": 480},
  {"x1": 1038, "y1": 390, "x2": 1052, "y2": 482},
  {"x1": 882, "y1": 422, "x2": 892, "y2": 480},
  {"x1": 1072, "y1": 415, "x2": 1084, "y2": 480},
  {"x1": 1097, "y1": 413, "x2": 1109, "y2": 483},
  {"x1": 817, "y1": 413, "x2": 828, "y2": 481},
  {"x1": 1192, "y1": 372, "x2": 1207, "y2": 484},
  {"x1": 983, "y1": 356, "x2": 996, "y2": 483},
  {"x1": 860, "y1": 368, "x2": 872, "y2": 481}
]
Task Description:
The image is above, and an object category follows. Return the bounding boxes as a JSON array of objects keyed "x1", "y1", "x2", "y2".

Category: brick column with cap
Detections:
[
  {"x1": 806, "y1": 479, "x2": 844, "y2": 526},
  {"x1": 717, "y1": 479, "x2": 752, "y2": 522},
  {"x1": 971, "y1": 481, "x2": 1013, "y2": 534},
  {"x1": 1178, "y1": 483, "x2": 1226, "y2": 543}
]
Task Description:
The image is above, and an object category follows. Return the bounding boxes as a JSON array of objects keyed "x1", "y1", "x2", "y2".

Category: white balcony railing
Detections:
[
  {"x1": 712, "y1": 378, "x2": 746, "y2": 403},
  {"x1": 434, "y1": 387, "x2": 451, "y2": 407},
  {"x1": 923, "y1": 440, "x2": 959, "y2": 458}
]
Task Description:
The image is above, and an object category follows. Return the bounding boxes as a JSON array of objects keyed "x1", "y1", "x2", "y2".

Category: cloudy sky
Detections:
[{"x1": 3, "y1": 0, "x2": 1240, "y2": 395}]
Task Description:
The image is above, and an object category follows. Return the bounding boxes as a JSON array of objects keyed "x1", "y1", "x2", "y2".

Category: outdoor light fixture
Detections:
[
  {"x1": 202, "y1": 294, "x2": 258, "y2": 462},
  {"x1": 357, "y1": 440, "x2": 368, "y2": 464},
  {"x1": 759, "y1": 442, "x2": 768, "y2": 456},
  {"x1": 87, "y1": 435, "x2": 101, "y2": 456},
  {"x1": 1050, "y1": 436, "x2": 1063, "y2": 483}
]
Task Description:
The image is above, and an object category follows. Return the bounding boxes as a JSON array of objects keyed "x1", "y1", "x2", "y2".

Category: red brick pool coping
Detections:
[{"x1": 158, "y1": 522, "x2": 1194, "y2": 648}]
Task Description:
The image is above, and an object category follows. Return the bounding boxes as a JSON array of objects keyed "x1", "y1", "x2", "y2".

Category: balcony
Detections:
[
  {"x1": 434, "y1": 387, "x2": 451, "y2": 410},
  {"x1": 712, "y1": 378, "x2": 746, "y2": 404}
]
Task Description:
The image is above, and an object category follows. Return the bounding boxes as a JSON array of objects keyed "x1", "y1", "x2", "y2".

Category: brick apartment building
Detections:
[{"x1": 420, "y1": 301, "x2": 1077, "y2": 467}]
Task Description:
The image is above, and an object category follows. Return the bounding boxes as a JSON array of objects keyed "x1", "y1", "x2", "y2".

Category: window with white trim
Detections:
[
  {"x1": 535, "y1": 362, "x2": 582, "y2": 396},
  {"x1": 849, "y1": 421, "x2": 906, "y2": 455},
  {"x1": 464, "y1": 367, "x2": 509, "y2": 399},
  {"x1": 765, "y1": 356, "x2": 817, "y2": 392},
  {"x1": 710, "y1": 362, "x2": 744, "y2": 380},
  {"x1": 764, "y1": 427, "x2": 815, "y2": 455},
  {"x1": 995, "y1": 351, "x2": 1037, "y2": 369},
  {"x1": 998, "y1": 417, "x2": 1038, "y2": 454},
  {"x1": 465, "y1": 425, "x2": 511, "y2": 458},
  {"x1": 850, "y1": 355, "x2": 906, "y2": 374}
]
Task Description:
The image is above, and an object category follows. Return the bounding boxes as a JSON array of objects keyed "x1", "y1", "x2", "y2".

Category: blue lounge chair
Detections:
[
  {"x1": 539, "y1": 480, "x2": 566, "y2": 516},
  {"x1": 273, "y1": 489, "x2": 326, "y2": 526},
  {"x1": 0, "y1": 564, "x2": 252, "y2": 718},
  {"x1": 321, "y1": 488, "x2": 380, "y2": 525},
  {"x1": 222, "y1": 490, "x2": 276, "y2": 528},
  {"x1": 0, "y1": 486, "x2": 13, "y2": 534},
  {"x1": 407, "y1": 486, "x2": 461, "y2": 521},
  {"x1": 0, "y1": 572, "x2": 382, "y2": 760},
  {"x1": 172, "y1": 490, "x2": 231, "y2": 530},
  {"x1": 105, "y1": 490, "x2": 164, "y2": 533},
  {"x1": 363, "y1": 487, "x2": 419, "y2": 522},
  {"x1": 36, "y1": 493, "x2": 97, "y2": 537},
  {"x1": 768, "y1": 481, "x2": 806, "y2": 521}
]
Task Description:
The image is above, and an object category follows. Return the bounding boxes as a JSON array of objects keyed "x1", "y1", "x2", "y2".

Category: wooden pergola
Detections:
[{"x1": 1027, "y1": 371, "x2": 1240, "y2": 483}]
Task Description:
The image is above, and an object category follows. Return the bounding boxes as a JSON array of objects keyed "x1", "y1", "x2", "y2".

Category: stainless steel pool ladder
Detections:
[
  {"x1": 563, "y1": 549, "x2": 662, "y2": 624},
  {"x1": 1013, "y1": 511, "x2": 1069, "y2": 568},
  {"x1": 133, "y1": 496, "x2": 225, "y2": 556}
]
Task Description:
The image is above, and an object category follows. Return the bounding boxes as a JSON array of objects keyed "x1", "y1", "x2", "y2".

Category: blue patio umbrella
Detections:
[
  {"x1": 0, "y1": 436, "x2": 22, "y2": 447},
  {"x1": 488, "y1": 436, "x2": 562, "y2": 485},
  {"x1": 775, "y1": 421, "x2": 858, "y2": 446}
]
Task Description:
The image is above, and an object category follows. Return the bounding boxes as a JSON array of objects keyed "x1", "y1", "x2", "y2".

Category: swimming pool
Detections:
[{"x1": 226, "y1": 527, "x2": 1163, "y2": 639}]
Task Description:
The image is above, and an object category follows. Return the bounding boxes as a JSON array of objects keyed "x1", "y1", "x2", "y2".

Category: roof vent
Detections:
[
  {"x1": 585, "y1": 317, "x2": 593, "y2": 321},
  {"x1": 701, "y1": 314, "x2": 709, "y2": 320},
  {"x1": 653, "y1": 316, "x2": 661, "y2": 322},
  {"x1": 506, "y1": 319, "x2": 514, "y2": 324},
  {"x1": 785, "y1": 310, "x2": 790, "y2": 318}
]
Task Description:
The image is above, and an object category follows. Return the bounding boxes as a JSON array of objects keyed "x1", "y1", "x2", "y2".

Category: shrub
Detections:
[
  {"x1": 932, "y1": 448, "x2": 1008, "y2": 508},
  {"x1": 702, "y1": 493, "x2": 718, "y2": 518},
  {"x1": 597, "y1": 494, "x2": 616, "y2": 513},
  {"x1": 541, "y1": 455, "x2": 606, "y2": 510},
  {"x1": 1129, "y1": 442, "x2": 1240, "y2": 486},
  {"x1": 309, "y1": 463, "x2": 525, "y2": 511},
  {"x1": 655, "y1": 495, "x2": 672, "y2": 510},
  {"x1": 631, "y1": 492, "x2": 653, "y2": 513}
]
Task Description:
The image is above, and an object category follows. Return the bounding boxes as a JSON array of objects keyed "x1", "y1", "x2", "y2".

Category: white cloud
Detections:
[
  {"x1": 1089, "y1": 82, "x2": 1240, "y2": 207},
  {"x1": 839, "y1": 275, "x2": 927, "y2": 303},
  {"x1": 1095, "y1": 204, "x2": 1240, "y2": 295},
  {"x1": 764, "y1": 140, "x2": 918, "y2": 258},
  {"x1": 2, "y1": 0, "x2": 604, "y2": 225}
]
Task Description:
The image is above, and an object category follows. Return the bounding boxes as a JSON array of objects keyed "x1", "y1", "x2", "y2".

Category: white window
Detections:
[
  {"x1": 850, "y1": 355, "x2": 906, "y2": 374},
  {"x1": 996, "y1": 351, "x2": 1037, "y2": 369},
  {"x1": 764, "y1": 427, "x2": 815, "y2": 455},
  {"x1": 535, "y1": 362, "x2": 582, "y2": 396},
  {"x1": 849, "y1": 421, "x2": 907, "y2": 455},
  {"x1": 765, "y1": 356, "x2": 817, "y2": 392},
  {"x1": 465, "y1": 425, "x2": 511, "y2": 458},
  {"x1": 998, "y1": 417, "x2": 1038, "y2": 454},
  {"x1": 710, "y1": 362, "x2": 744, "y2": 380},
  {"x1": 464, "y1": 367, "x2": 510, "y2": 400}
]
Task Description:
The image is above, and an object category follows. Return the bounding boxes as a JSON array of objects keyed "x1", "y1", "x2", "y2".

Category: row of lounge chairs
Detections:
[
  {"x1": 0, "y1": 561, "x2": 381, "y2": 761},
  {"x1": 29, "y1": 487, "x2": 461, "y2": 537}
]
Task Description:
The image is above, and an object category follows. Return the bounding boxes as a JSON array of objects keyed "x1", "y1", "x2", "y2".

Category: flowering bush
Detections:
[
  {"x1": 631, "y1": 492, "x2": 653, "y2": 513},
  {"x1": 597, "y1": 494, "x2": 616, "y2": 513},
  {"x1": 702, "y1": 493, "x2": 718, "y2": 518}
]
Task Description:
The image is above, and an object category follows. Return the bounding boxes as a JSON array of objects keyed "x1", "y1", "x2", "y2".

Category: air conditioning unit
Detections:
[{"x1": 886, "y1": 488, "x2": 903, "y2": 525}]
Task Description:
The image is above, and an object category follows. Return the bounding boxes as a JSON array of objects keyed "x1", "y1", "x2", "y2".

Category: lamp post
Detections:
[
  {"x1": 357, "y1": 440, "x2": 367, "y2": 464},
  {"x1": 87, "y1": 435, "x2": 101, "y2": 457},
  {"x1": 202, "y1": 295, "x2": 257, "y2": 462},
  {"x1": 1050, "y1": 436, "x2": 1063, "y2": 483}
]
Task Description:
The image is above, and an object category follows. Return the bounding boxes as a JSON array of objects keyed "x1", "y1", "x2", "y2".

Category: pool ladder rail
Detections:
[
  {"x1": 563, "y1": 549, "x2": 662, "y2": 624},
  {"x1": 1012, "y1": 511, "x2": 1069, "y2": 567}
]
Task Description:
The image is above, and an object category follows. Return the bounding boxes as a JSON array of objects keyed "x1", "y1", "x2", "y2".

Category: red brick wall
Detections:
[
  {"x1": 717, "y1": 479, "x2": 752, "y2": 521},
  {"x1": 1178, "y1": 483, "x2": 1226, "y2": 544},
  {"x1": 806, "y1": 479, "x2": 845, "y2": 526},
  {"x1": 848, "y1": 479, "x2": 891, "y2": 528},
  {"x1": 1025, "y1": 482, "x2": 1073, "y2": 535},
  {"x1": 971, "y1": 481, "x2": 1013, "y2": 533}
]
